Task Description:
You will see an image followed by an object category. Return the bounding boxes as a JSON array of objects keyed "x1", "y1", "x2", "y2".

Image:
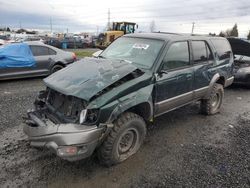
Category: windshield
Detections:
[{"x1": 101, "y1": 37, "x2": 164, "y2": 69}]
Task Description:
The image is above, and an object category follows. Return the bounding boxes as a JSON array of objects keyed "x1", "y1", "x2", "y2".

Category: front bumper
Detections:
[{"x1": 23, "y1": 111, "x2": 106, "y2": 161}]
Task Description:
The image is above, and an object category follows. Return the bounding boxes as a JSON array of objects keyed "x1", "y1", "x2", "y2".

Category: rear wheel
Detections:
[
  {"x1": 98, "y1": 112, "x2": 146, "y2": 166},
  {"x1": 50, "y1": 64, "x2": 63, "y2": 74},
  {"x1": 200, "y1": 83, "x2": 224, "y2": 115}
]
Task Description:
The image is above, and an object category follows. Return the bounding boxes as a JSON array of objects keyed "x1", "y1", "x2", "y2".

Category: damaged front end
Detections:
[
  {"x1": 23, "y1": 57, "x2": 153, "y2": 161},
  {"x1": 23, "y1": 88, "x2": 106, "y2": 161}
]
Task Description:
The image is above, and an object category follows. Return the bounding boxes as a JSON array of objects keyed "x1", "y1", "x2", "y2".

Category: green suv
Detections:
[{"x1": 24, "y1": 33, "x2": 234, "y2": 166}]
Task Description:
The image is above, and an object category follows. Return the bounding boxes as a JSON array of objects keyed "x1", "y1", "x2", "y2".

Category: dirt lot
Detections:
[{"x1": 0, "y1": 78, "x2": 250, "y2": 188}]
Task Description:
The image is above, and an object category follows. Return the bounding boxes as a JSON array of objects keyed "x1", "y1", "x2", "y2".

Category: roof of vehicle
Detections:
[
  {"x1": 23, "y1": 41, "x2": 64, "y2": 52},
  {"x1": 124, "y1": 32, "x2": 225, "y2": 42},
  {"x1": 24, "y1": 41, "x2": 45, "y2": 45}
]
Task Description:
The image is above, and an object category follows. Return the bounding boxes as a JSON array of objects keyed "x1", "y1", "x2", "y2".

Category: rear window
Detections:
[
  {"x1": 30, "y1": 46, "x2": 49, "y2": 56},
  {"x1": 49, "y1": 48, "x2": 56, "y2": 55},
  {"x1": 210, "y1": 39, "x2": 231, "y2": 61}
]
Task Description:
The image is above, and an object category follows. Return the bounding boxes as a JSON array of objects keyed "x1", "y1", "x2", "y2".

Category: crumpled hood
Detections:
[{"x1": 44, "y1": 57, "x2": 139, "y2": 101}]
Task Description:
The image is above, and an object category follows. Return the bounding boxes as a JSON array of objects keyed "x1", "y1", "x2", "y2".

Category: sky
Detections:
[{"x1": 1, "y1": 0, "x2": 250, "y2": 37}]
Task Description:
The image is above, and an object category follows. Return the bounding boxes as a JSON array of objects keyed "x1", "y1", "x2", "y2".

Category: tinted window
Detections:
[
  {"x1": 192, "y1": 41, "x2": 213, "y2": 63},
  {"x1": 211, "y1": 39, "x2": 231, "y2": 60},
  {"x1": 162, "y1": 41, "x2": 190, "y2": 70},
  {"x1": 30, "y1": 46, "x2": 50, "y2": 56},
  {"x1": 49, "y1": 48, "x2": 56, "y2": 55}
]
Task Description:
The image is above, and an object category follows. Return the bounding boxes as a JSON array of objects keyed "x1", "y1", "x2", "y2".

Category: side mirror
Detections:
[
  {"x1": 159, "y1": 69, "x2": 168, "y2": 74},
  {"x1": 92, "y1": 50, "x2": 103, "y2": 58}
]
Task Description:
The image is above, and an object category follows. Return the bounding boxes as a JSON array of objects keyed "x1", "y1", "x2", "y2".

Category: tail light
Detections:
[{"x1": 72, "y1": 53, "x2": 77, "y2": 61}]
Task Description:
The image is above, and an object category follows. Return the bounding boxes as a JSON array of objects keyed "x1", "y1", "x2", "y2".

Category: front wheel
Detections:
[
  {"x1": 200, "y1": 83, "x2": 224, "y2": 115},
  {"x1": 98, "y1": 112, "x2": 146, "y2": 166}
]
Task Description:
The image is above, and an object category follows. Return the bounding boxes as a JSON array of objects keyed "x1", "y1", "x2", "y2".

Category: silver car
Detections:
[{"x1": 0, "y1": 41, "x2": 76, "y2": 80}]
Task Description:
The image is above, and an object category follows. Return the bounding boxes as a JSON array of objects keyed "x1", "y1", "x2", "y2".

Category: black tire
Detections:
[
  {"x1": 98, "y1": 112, "x2": 146, "y2": 166},
  {"x1": 200, "y1": 83, "x2": 224, "y2": 115},
  {"x1": 50, "y1": 64, "x2": 63, "y2": 74}
]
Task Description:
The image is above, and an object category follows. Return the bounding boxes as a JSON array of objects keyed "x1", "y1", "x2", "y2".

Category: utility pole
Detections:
[
  {"x1": 108, "y1": 8, "x2": 110, "y2": 30},
  {"x1": 191, "y1": 22, "x2": 195, "y2": 34},
  {"x1": 96, "y1": 25, "x2": 99, "y2": 35},
  {"x1": 19, "y1": 20, "x2": 22, "y2": 29},
  {"x1": 50, "y1": 17, "x2": 52, "y2": 33}
]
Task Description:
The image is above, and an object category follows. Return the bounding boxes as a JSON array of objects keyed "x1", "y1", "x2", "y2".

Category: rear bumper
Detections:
[{"x1": 23, "y1": 110, "x2": 106, "y2": 161}]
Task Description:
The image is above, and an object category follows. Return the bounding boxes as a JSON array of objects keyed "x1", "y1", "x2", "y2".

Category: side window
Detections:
[
  {"x1": 30, "y1": 46, "x2": 50, "y2": 56},
  {"x1": 29, "y1": 46, "x2": 38, "y2": 56},
  {"x1": 210, "y1": 39, "x2": 231, "y2": 61},
  {"x1": 49, "y1": 48, "x2": 56, "y2": 55},
  {"x1": 192, "y1": 41, "x2": 214, "y2": 63},
  {"x1": 162, "y1": 41, "x2": 190, "y2": 70}
]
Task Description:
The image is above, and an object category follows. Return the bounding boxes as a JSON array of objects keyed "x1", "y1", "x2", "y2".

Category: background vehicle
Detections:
[
  {"x1": 96, "y1": 21, "x2": 137, "y2": 49},
  {"x1": 62, "y1": 37, "x2": 87, "y2": 49},
  {"x1": 44, "y1": 36, "x2": 91, "y2": 49},
  {"x1": 233, "y1": 55, "x2": 250, "y2": 85},
  {"x1": 24, "y1": 33, "x2": 234, "y2": 166},
  {"x1": 227, "y1": 37, "x2": 250, "y2": 86},
  {"x1": 0, "y1": 41, "x2": 76, "y2": 80}
]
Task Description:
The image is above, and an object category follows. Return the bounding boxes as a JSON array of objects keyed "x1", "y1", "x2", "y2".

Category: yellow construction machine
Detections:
[{"x1": 96, "y1": 21, "x2": 137, "y2": 49}]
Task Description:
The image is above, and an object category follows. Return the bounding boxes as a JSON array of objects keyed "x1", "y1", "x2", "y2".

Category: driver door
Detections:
[{"x1": 155, "y1": 41, "x2": 194, "y2": 116}]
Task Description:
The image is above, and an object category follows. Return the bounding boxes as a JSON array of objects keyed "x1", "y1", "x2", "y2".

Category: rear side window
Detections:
[
  {"x1": 192, "y1": 41, "x2": 213, "y2": 63},
  {"x1": 49, "y1": 48, "x2": 56, "y2": 55},
  {"x1": 30, "y1": 46, "x2": 50, "y2": 56},
  {"x1": 162, "y1": 41, "x2": 190, "y2": 70},
  {"x1": 210, "y1": 39, "x2": 231, "y2": 61}
]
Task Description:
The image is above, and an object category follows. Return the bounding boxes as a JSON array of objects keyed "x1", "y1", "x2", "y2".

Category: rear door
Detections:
[
  {"x1": 30, "y1": 45, "x2": 56, "y2": 75},
  {"x1": 155, "y1": 41, "x2": 194, "y2": 116},
  {"x1": 191, "y1": 40, "x2": 214, "y2": 99}
]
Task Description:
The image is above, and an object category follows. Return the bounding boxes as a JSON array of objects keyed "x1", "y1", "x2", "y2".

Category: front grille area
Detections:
[{"x1": 46, "y1": 88, "x2": 87, "y2": 122}]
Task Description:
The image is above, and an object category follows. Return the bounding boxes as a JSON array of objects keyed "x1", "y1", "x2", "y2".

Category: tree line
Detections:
[{"x1": 216, "y1": 23, "x2": 250, "y2": 40}]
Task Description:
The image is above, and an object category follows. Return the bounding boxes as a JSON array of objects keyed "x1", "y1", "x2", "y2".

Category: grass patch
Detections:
[{"x1": 73, "y1": 50, "x2": 94, "y2": 58}]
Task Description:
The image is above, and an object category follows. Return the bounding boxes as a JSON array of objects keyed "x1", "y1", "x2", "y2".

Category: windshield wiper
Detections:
[
  {"x1": 98, "y1": 55, "x2": 106, "y2": 59},
  {"x1": 120, "y1": 59, "x2": 132, "y2": 64}
]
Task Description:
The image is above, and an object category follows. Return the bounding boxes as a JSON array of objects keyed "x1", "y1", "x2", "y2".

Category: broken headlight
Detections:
[
  {"x1": 79, "y1": 109, "x2": 99, "y2": 124},
  {"x1": 34, "y1": 90, "x2": 48, "y2": 109},
  {"x1": 79, "y1": 109, "x2": 87, "y2": 124}
]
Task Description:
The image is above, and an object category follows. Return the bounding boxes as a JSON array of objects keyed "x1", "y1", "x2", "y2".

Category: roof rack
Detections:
[{"x1": 152, "y1": 31, "x2": 182, "y2": 35}]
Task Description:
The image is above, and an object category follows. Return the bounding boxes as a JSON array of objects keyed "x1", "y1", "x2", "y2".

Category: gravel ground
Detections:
[{"x1": 0, "y1": 78, "x2": 250, "y2": 188}]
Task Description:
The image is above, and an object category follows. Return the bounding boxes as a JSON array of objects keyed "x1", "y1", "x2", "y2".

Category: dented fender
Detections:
[{"x1": 98, "y1": 84, "x2": 154, "y2": 123}]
